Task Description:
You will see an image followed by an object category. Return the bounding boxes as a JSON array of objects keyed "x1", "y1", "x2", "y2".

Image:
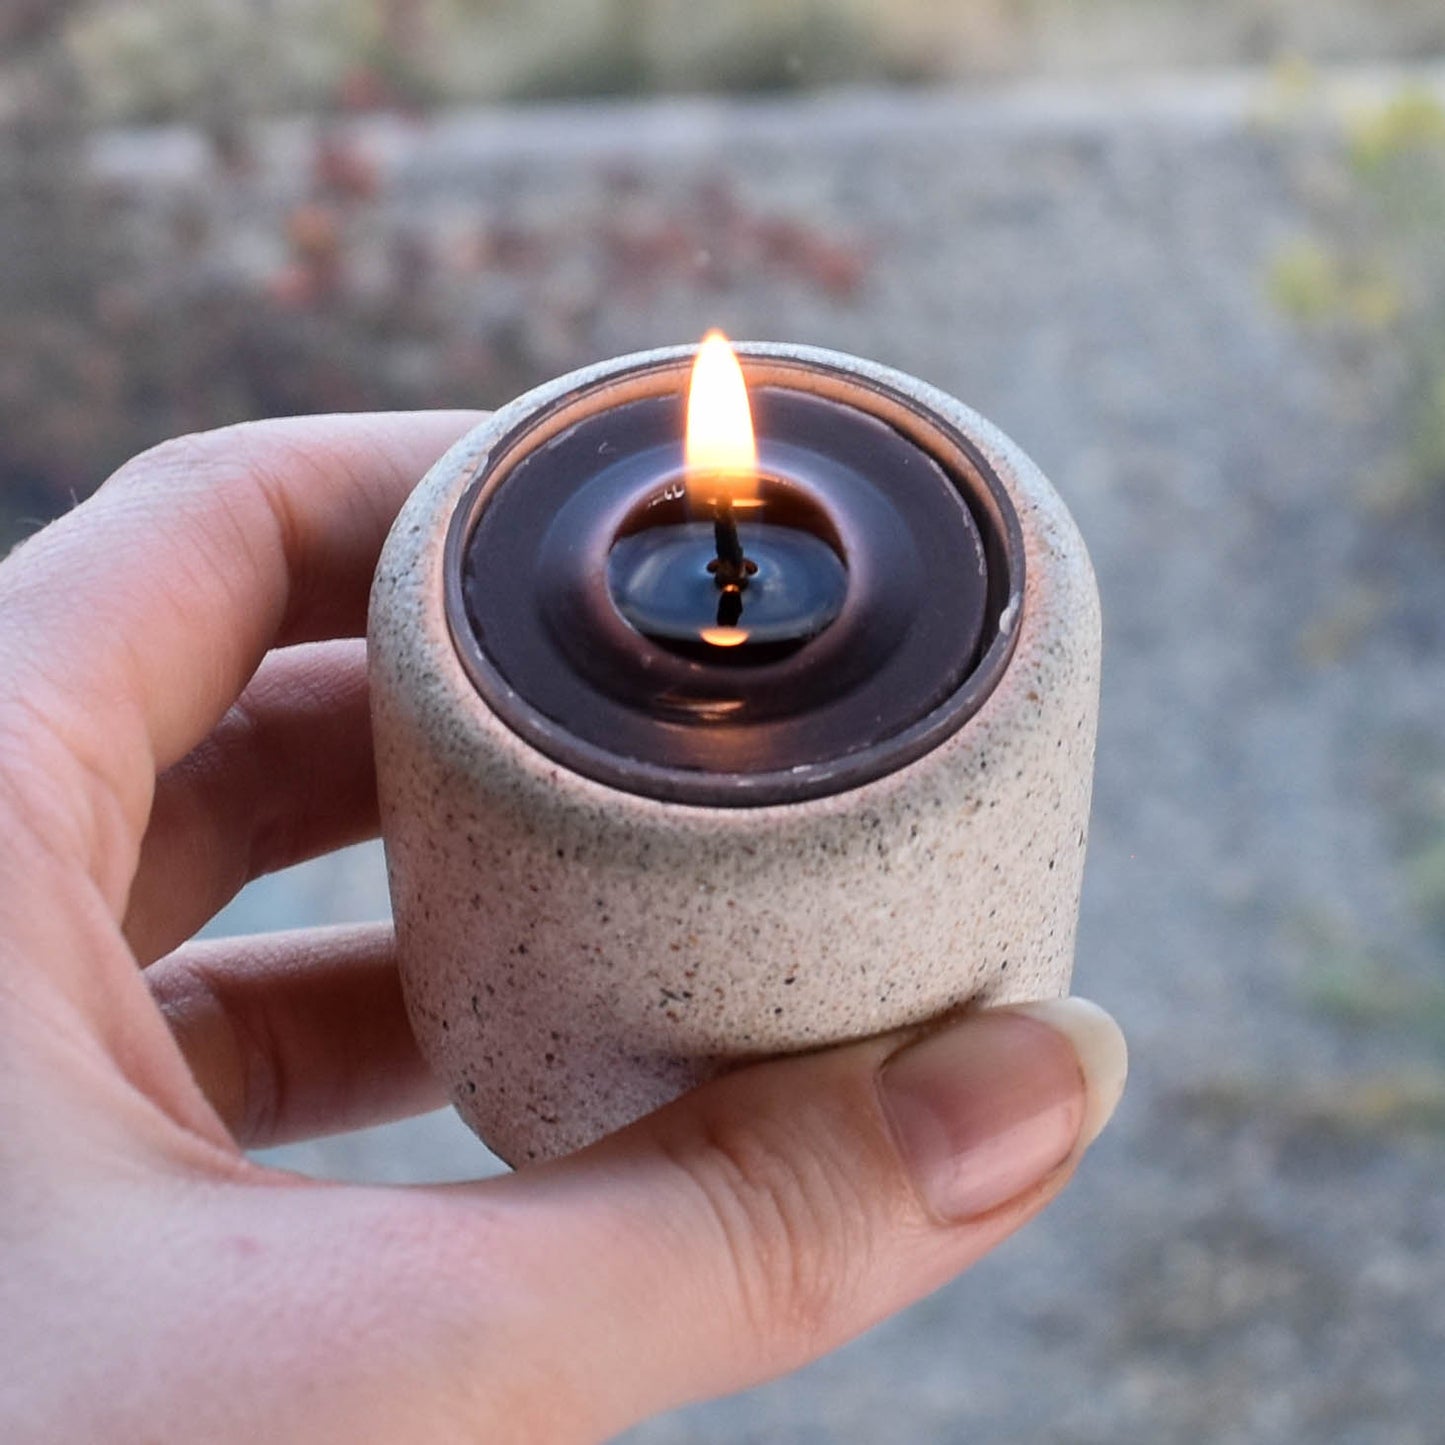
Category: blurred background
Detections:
[{"x1": 6, "y1": 2, "x2": 1445, "y2": 1440}]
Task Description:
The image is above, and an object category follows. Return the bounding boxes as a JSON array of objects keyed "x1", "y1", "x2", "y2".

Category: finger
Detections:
[
  {"x1": 452, "y1": 998, "x2": 1127, "y2": 1438},
  {"x1": 0, "y1": 411, "x2": 481, "y2": 897},
  {"x1": 125, "y1": 639, "x2": 378, "y2": 965},
  {"x1": 147, "y1": 924, "x2": 446, "y2": 1148}
]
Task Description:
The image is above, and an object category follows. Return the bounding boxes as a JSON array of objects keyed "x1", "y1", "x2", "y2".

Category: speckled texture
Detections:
[{"x1": 369, "y1": 343, "x2": 1100, "y2": 1165}]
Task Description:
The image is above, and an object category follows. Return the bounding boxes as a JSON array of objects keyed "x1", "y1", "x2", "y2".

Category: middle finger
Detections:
[{"x1": 125, "y1": 639, "x2": 380, "y2": 965}]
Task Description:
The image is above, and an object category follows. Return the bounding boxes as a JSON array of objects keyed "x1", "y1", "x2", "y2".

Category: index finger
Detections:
[{"x1": 0, "y1": 411, "x2": 483, "y2": 872}]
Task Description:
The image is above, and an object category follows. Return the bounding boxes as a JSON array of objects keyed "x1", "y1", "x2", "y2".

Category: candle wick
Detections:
[
  {"x1": 707, "y1": 495, "x2": 755, "y2": 592},
  {"x1": 716, "y1": 586, "x2": 744, "y2": 629}
]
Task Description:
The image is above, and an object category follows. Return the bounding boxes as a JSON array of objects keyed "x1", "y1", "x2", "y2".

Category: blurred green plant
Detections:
[
  {"x1": 1267, "y1": 238, "x2": 1401, "y2": 329},
  {"x1": 1291, "y1": 742, "x2": 1445, "y2": 1101},
  {"x1": 59, "y1": 0, "x2": 1445, "y2": 119},
  {"x1": 68, "y1": 0, "x2": 916, "y2": 116},
  {"x1": 1268, "y1": 84, "x2": 1445, "y2": 513},
  {"x1": 1349, "y1": 85, "x2": 1445, "y2": 173},
  {"x1": 511, "y1": 0, "x2": 899, "y2": 100},
  {"x1": 1406, "y1": 828, "x2": 1445, "y2": 937},
  {"x1": 1295, "y1": 909, "x2": 1445, "y2": 1054},
  {"x1": 1383, "y1": 732, "x2": 1445, "y2": 954},
  {"x1": 1176, "y1": 1067, "x2": 1445, "y2": 1141}
]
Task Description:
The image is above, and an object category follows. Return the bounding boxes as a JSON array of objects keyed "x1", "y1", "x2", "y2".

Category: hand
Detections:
[{"x1": 0, "y1": 414, "x2": 1127, "y2": 1443}]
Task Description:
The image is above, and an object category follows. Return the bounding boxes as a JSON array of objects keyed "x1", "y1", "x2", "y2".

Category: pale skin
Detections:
[{"x1": 0, "y1": 413, "x2": 1126, "y2": 1443}]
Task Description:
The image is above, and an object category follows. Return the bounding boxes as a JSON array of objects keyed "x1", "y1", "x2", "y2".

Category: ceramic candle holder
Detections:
[{"x1": 369, "y1": 342, "x2": 1101, "y2": 1165}]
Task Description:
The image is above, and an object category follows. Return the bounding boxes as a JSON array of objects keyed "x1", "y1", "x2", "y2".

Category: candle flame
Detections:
[{"x1": 685, "y1": 330, "x2": 757, "y2": 505}]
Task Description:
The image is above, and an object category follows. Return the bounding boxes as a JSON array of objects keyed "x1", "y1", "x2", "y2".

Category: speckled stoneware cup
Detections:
[{"x1": 370, "y1": 343, "x2": 1101, "y2": 1165}]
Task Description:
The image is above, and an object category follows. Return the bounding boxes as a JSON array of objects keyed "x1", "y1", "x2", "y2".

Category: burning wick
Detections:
[
  {"x1": 688, "y1": 331, "x2": 760, "y2": 633},
  {"x1": 708, "y1": 499, "x2": 753, "y2": 588},
  {"x1": 706, "y1": 500, "x2": 759, "y2": 629}
]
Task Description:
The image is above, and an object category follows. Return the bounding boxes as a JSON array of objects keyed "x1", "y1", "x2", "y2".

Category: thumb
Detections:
[{"x1": 485, "y1": 997, "x2": 1127, "y2": 1437}]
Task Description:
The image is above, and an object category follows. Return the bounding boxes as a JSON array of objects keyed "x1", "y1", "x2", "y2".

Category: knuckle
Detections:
[
  {"x1": 149, "y1": 951, "x2": 279, "y2": 1148},
  {"x1": 666, "y1": 1098, "x2": 879, "y2": 1358},
  {"x1": 120, "y1": 427, "x2": 231, "y2": 483},
  {"x1": 112, "y1": 422, "x2": 278, "y2": 491},
  {"x1": 110, "y1": 427, "x2": 277, "y2": 529},
  {"x1": 106, "y1": 421, "x2": 326, "y2": 634},
  {"x1": 111, "y1": 422, "x2": 313, "y2": 568}
]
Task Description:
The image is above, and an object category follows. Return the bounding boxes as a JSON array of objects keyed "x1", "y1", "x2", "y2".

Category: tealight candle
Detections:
[
  {"x1": 448, "y1": 332, "x2": 1006, "y2": 803},
  {"x1": 370, "y1": 337, "x2": 1100, "y2": 1164}
]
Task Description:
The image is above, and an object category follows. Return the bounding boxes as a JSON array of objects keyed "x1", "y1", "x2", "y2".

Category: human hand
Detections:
[{"x1": 0, "y1": 414, "x2": 1127, "y2": 1443}]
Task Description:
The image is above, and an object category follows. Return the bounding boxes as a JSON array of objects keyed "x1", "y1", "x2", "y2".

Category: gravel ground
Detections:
[{"x1": 192, "y1": 74, "x2": 1445, "y2": 1441}]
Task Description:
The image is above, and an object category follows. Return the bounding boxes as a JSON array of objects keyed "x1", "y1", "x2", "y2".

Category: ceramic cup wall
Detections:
[{"x1": 369, "y1": 343, "x2": 1101, "y2": 1165}]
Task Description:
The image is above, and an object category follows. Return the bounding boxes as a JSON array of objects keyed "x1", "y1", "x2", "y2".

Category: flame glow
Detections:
[
  {"x1": 700, "y1": 625, "x2": 749, "y2": 647},
  {"x1": 685, "y1": 330, "x2": 757, "y2": 504}
]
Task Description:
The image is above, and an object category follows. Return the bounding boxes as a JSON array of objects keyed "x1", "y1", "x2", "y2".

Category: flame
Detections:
[{"x1": 685, "y1": 330, "x2": 757, "y2": 505}]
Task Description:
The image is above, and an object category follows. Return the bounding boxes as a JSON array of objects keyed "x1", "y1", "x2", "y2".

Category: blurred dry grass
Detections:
[
  {"x1": 0, "y1": 24, "x2": 875, "y2": 550},
  {"x1": 5, "y1": 1, "x2": 1445, "y2": 548}
]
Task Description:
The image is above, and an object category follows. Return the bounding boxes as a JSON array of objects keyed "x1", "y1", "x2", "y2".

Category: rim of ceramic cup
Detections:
[{"x1": 441, "y1": 344, "x2": 1026, "y2": 807}]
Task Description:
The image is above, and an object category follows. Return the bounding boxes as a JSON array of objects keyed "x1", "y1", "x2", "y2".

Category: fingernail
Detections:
[
  {"x1": 880, "y1": 997, "x2": 1128, "y2": 1222},
  {"x1": 1002, "y1": 998, "x2": 1129, "y2": 1149}
]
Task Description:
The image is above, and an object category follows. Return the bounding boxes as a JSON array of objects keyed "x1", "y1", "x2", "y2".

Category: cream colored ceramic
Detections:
[{"x1": 369, "y1": 344, "x2": 1101, "y2": 1165}]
